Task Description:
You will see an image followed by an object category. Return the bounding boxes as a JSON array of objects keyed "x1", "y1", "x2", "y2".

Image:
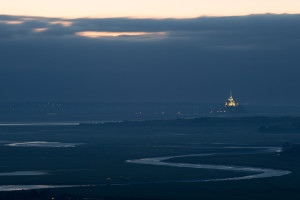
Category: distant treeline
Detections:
[
  {"x1": 258, "y1": 119, "x2": 300, "y2": 133},
  {"x1": 259, "y1": 124, "x2": 300, "y2": 133},
  {"x1": 80, "y1": 116, "x2": 300, "y2": 126}
]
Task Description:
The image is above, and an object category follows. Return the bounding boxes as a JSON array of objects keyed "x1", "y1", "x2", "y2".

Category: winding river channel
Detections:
[
  {"x1": 0, "y1": 147, "x2": 291, "y2": 191},
  {"x1": 126, "y1": 147, "x2": 291, "y2": 182}
]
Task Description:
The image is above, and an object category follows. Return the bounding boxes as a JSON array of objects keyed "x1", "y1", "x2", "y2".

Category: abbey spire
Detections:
[{"x1": 225, "y1": 90, "x2": 239, "y2": 107}]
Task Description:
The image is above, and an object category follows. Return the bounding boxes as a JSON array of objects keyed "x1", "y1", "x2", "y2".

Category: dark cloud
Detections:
[{"x1": 0, "y1": 14, "x2": 299, "y2": 105}]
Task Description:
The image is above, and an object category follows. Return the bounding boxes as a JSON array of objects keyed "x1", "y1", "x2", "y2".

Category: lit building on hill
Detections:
[
  {"x1": 210, "y1": 90, "x2": 244, "y2": 114},
  {"x1": 225, "y1": 90, "x2": 239, "y2": 108}
]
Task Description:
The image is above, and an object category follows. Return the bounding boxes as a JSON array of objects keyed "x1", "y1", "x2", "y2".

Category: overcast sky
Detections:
[{"x1": 1, "y1": 6, "x2": 300, "y2": 105}]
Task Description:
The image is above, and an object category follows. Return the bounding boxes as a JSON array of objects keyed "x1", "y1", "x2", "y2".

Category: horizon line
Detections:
[{"x1": 1, "y1": 12, "x2": 300, "y2": 20}]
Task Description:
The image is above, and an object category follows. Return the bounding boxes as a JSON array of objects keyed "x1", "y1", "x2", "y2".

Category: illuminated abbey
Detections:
[
  {"x1": 225, "y1": 90, "x2": 239, "y2": 108},
  {"x1": 210, "y1": 90, "x2": 244, "y2": 114}
]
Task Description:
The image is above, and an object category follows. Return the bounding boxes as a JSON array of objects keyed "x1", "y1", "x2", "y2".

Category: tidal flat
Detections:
[
  {"x1": 5, "y1": 141, "x2": 83, "y2": 147},
  {"x1": 0, "y1": 117, "x2": 300, "y2": 199}
]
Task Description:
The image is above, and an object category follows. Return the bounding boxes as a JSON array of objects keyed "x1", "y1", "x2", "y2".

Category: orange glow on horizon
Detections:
[{"x1": 75, "y1": 31, "x2": 166, "y2": 38}]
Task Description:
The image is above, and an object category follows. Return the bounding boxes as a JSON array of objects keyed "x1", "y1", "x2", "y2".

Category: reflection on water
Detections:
[
  {"x1": 0, "y1": 171, "x2": 47, "y2": 176},
  {"x1": 0, "y1": 147, "x2": 291, "y2": 192},
  {"x1": 0, "y1": 185, "x2": 84, "y2": 191},
  {"x1": 0, "y1": 123, "x2": 79, "y2": 126},
  {"x1": 5, "y1": 141, "x2": 84, "y2": 147},
  {"x1": 126, "y1": 147, "x2": 291, "y2": 182}
]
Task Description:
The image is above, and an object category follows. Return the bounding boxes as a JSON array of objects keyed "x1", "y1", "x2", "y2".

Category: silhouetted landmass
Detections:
[
  {"x1": 1, "y1": 116, "x2": 300, "y2": 200},
  {"x1": 258, "y1": 118, "x2": 300, "y2": 133},
  {"x1": 282, "y1": 143, "x2": 300, "y2": 156},
  {"x1": 81, "y1": 116, "x2": 300, "y2": 134}
]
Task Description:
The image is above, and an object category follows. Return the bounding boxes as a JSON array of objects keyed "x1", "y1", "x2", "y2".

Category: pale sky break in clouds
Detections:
[{"x1": 1, "y1": 0, "x2": 300, "y2": 18}]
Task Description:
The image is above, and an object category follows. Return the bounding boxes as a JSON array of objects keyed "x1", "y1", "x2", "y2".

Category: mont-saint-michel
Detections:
[{"x1": 209, "y1": 91, "x2": 245, "y2": 115}]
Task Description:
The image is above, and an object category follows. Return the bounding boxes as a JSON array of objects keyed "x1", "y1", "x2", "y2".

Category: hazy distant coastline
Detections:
[{"x1": 0, "y1": 102, "x2": 300, "y2": 123}]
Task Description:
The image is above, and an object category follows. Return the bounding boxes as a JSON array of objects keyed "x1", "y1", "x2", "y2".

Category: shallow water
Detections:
[
  {"x1": 0, "y1": 123, "x2": 79, "y2": 126},
  {"x1": 0, "y1": 185, "x2": 86, "y2": 192},
  {"x1": 0, "y1": 147, "x2": 291, "y2": 192},
  {"x1": 5, "y1": 141, "x2": 83, "y2": 147},
  {"x1": 0, "y1": 171, "x2": 47, "y2": 176},
  {"x1": 126, "y1": 147, "x2": 291, "y2": 182}
]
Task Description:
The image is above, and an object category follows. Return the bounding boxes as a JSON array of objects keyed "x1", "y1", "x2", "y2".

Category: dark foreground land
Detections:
[{"x1": 0, "y1": 117, "x2": 300, "y2": 199}]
